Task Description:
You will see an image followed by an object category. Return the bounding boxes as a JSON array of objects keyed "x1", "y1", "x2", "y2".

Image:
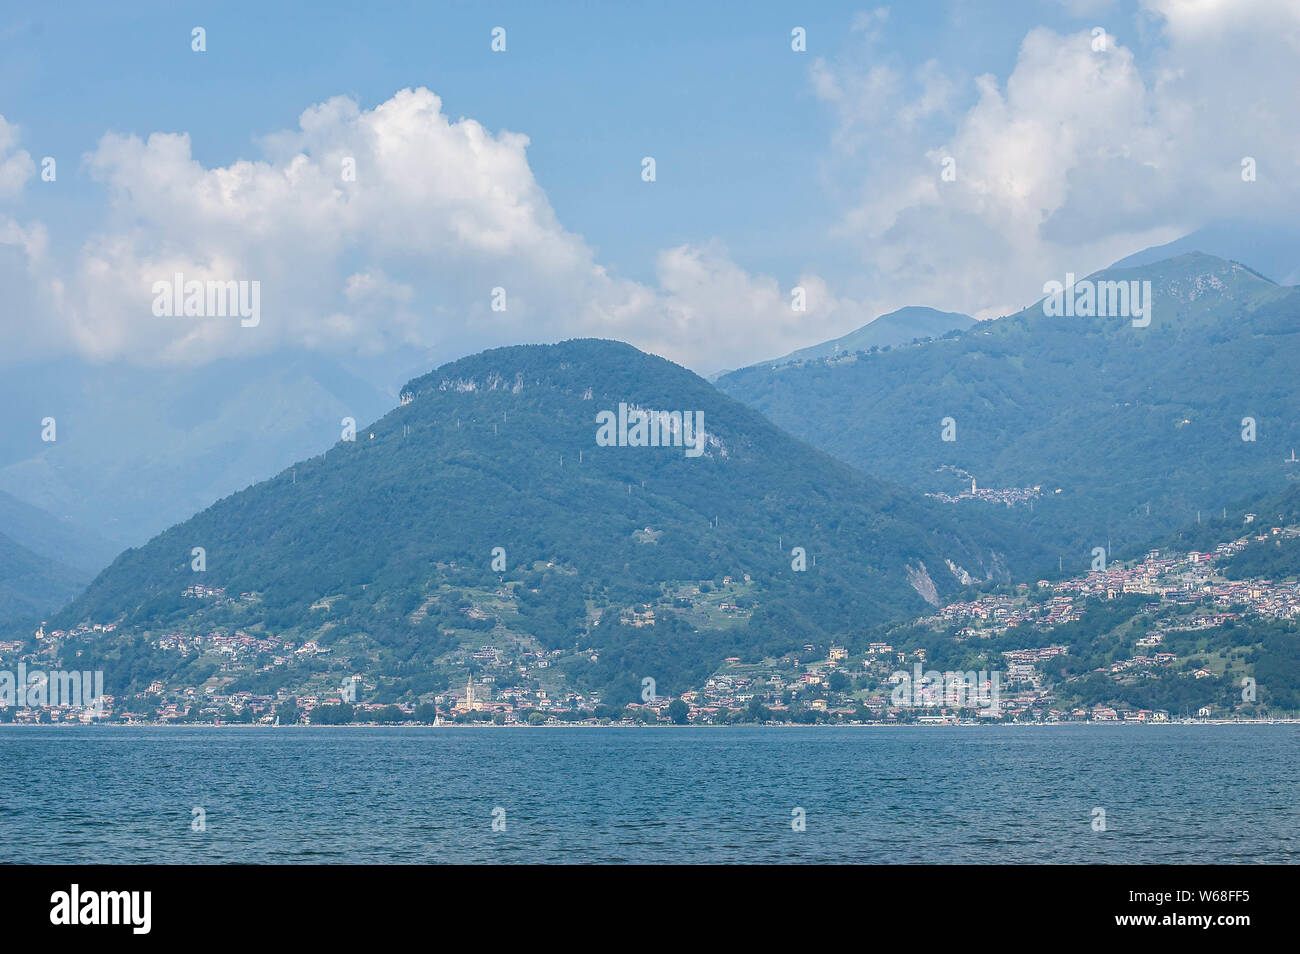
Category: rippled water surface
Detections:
[{"x1": 1, "y1": 725, "x2": 1296, "y2": 863}]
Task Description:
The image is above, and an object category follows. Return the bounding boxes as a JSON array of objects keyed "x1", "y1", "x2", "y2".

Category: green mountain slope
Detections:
[
  {"x1": 0, "y1": 529, "x2": 84, "y2": 629},
  {"x1": 51, "y1": 340, "x2": 1045, "y2": 704},
  {"x1": 1154, "y1": 481, "x2": 1300, "y2": 568},
  {"x1": 718, "y1": 253, "x2": 1299, "y2": 569},
  {"x1": 755, "y1": 306, "x2": 974, "y2": 368},
  {"x1": 0, "y1": 490, "x2": 118, "y2": 577}
]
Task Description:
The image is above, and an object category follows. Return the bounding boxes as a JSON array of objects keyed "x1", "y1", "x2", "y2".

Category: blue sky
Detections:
[
  {"x1": 6, "y1": 1, "x2": 1138, "y2": 277},
  {"x1": 1, "y1": 0, "x2": 1295, "y2": 374}
]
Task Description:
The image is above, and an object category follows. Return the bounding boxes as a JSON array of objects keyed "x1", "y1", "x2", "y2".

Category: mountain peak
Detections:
[
  {"x1": 404, "y1": 339, "x2": 693, "y2": 400},
  {"x1": 54, "y1": 336, "x2": 1028, "y2": 703},
  {"x1": 1097, "y1": 251, "x2": 1274, "y2": 285},
  {"x1": 744, "y1": 306, "x2": 975, "y2": 371},
  {"x1": 1076, "y1": 252, "x2": 1283, "y2": 323},
  {"x1": 1109, "y1": 221, "x2": 1300, "y2": 285}
]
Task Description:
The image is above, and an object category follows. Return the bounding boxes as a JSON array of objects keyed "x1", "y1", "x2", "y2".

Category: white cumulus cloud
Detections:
[
  {"x1": 813, "y1": 0, "x2": 1300, "y2": 317},
  {"x1": 0, "y1": 88, "x2": 841, "y2": 374}
]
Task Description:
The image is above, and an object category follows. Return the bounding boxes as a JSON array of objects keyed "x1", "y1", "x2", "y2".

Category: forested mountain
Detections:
[
  {"x1": 0, "y1": 490, "x2": 117, "y2": 577},
  {"x1": 1157, "y1": 481, "x2": 1300, "y2": 572},
  {"x1": 49, "y1": 340, "x2": 1047, "y2": 703},
  {"x1": 718, "y1": 253, "x2": 1300, "y2": 570},
  {"x1": 0, "y1": 529, "x2": 84, "y2": 628}
]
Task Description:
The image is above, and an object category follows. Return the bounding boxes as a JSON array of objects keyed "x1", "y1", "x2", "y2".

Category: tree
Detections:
[
  {"x1": 275, "y1": 698, "x2": 299, "y2": 725},
  {"x1": 667, "y1": 698, "x2": 689, "y2": 724},
  {"x1": 311, "y1": 702, "x2": 354, "y2": 724},
  {"x1": 375, "y1": 705, "x2": 408, "y2": 723}
]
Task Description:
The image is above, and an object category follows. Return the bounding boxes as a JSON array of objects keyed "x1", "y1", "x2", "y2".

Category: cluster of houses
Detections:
[
  {"x1": 156, "y1": 631, "x2": 283, "y2": 657},
  {"x1": 926, "y1": 482, "x2": 1045, "y2": 507},
  {"x1": 1054, "y1": 530, "x2": 1300, "y2": 621},
  {"x1": 920, "y1": 591, "x2": 1080, "y2": 637},
  {"x1": 921, "y1": 529, "x2": 1300, "y2": 647},
  {"x1": 7, "y1": 524, "x2": 1297, "y2": 724}
]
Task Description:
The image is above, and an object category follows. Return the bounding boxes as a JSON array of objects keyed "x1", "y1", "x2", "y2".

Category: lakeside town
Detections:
[{"x1": 3, "y1": 521, "x2": 1298, "y2": 727}]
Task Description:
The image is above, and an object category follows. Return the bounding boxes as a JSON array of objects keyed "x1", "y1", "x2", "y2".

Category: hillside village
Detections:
[{"x1": 4, "y1": 523, "x2": 1298, "y2": 726}]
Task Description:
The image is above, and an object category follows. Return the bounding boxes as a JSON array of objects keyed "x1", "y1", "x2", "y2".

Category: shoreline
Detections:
[{"x1": 2, "y1": 719, "x2": 1297, "y2": 729}]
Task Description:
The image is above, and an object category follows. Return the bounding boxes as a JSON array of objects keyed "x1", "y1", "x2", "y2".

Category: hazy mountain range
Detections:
[
  {"x1": 1108, "y1": 220, "x2": 1300, "y2": 286},
  {"x1": 0, "y1": 355, "x2": 394, "y2": 551},
  {"x1": 0, "y1": 526, "x2": 85, "y2": 629},
  {"x1": 3, "y1": 228, "x2": 1298, "y2": 694},
  {"x1": 719, "y1": 252, "x2": 1300, "y2": 565},
  {"x1": 753, "y1": 306, "x2": 974, "y2": 368}
]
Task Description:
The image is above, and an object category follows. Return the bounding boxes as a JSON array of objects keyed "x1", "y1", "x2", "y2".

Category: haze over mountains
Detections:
[
  {"x1": 754, "y1": 306, "x2": 975, "y2": 369},
  {"x1": 719, "y1": 252, "x2": 1300, "y2": 567},
  {"x1": 0, "y1": 490, "x2": 111, "y2": 627},
  {"x1": 0, "y1": 355, "x2": 393, "y2": 553},
  {"x1": 0, "y1": 526, "x2": 84, "y2": 628},
  {"x1": 1108, "y1": 221, "x2": 1300, "y2": 286},
  {"x1": 3, "y1": 229, "x2": 1298, "y2": 682},
  {"x1": 0, "y1": 355, "x2": 396, "y2": 626}
]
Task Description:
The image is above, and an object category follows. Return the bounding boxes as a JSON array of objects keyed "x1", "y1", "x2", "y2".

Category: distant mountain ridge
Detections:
[
  {"x1": 718, "y1": 252, "x2": 1300, "y2": 568},
  {"x1": 1110, "y1": 221, "x2": 1300, "y2": 286},
  {"x1": 0, "y1": 528, "x2": 84, "y2": 629},
  {"x1": 753, "y1": 306, "x2": 975, "y2": 369},
  {"x1": 0, "y1": 490, "x2": 121, "y2": 629},
  {"x1": 0, "y1": 354, "x2": 393, "y2": 554},
  {"x1": 0, "y1": 490, "x2": 116, "y2": 577}
]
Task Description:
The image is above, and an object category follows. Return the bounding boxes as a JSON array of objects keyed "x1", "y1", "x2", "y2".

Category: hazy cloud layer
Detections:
[{"x1": 814, "y1": 0, "x2": 1300, "y2": 318}]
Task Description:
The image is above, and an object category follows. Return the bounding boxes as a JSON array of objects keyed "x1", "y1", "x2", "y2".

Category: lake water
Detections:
[{"x1": 1, "y1": 725, "x2": 1296, "y2": 863}]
